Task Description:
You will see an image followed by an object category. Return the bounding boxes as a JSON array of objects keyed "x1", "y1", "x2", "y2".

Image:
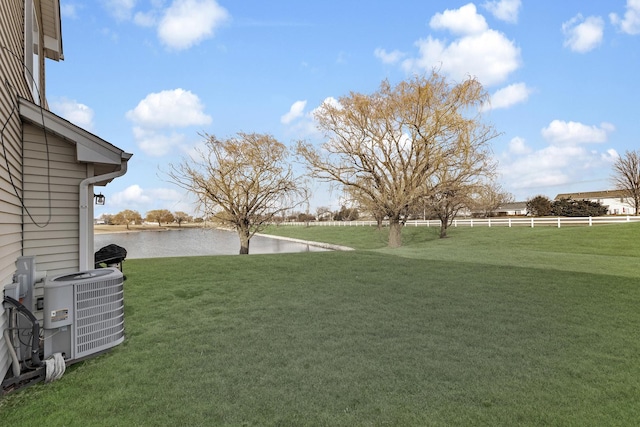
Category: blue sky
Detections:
[{"x1": 48, "y1": 0, "x2": 640, "y2": 217}]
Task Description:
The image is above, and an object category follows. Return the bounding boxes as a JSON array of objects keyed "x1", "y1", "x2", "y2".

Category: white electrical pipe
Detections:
[
  {"x1": 2, "y1": 326, "x2": 20, "y2": 377},
  {"x1": 78, "y1": 160, "x2": 128, "y2": 271}
]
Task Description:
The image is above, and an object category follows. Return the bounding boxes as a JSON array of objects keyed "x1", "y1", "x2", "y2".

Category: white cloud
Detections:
[
  {"x1": 157, "y1": 0, "x2": 229, "y2": 50},
  {"x1": 501, "y1": 145, "x2": 578, "y2": 189},
  {"x1": 111, "y1": 184, "x2": 152, "y2": 206},
  {"x1": 499, "y1": 124, "x2": 618, "y2": 198},
  {"x1": 541, "y1": 120, "x2": 614, "y2": 145},
  {"x1": 51, "y1": 98, "x2": 95, "y2": 130},
  {"x1": 400, "y1": 4, "x2": 520, "y2": 87},
  {"x1": 562, "y1": 14, "x2": 604, "y2": 53},
  {"x1": 110, "y1": 185, "x2": 187, "y2": 213},
  {"x1": 429, "y1": 3, "x2": 488, "y2": 35},
  {"x1": 281, "y1": 97, "x2": 341, "y2": 139},
  {"x1": 102, "y1": 0, "x2": 136, "y2": 21},
  {"x1": 507, "y1": 137, "x2": 532, "y2": 155},
  {"x1": 101, "y1": 0, "x2": 229, "y2": 49},
  {"x1": 483, "y1": 0, "x2": 521, "y2": 24},
  {"x1": 402, "y1": 29, "x2": 520, "y2": 87},
  {"x1": 61, "y1": 3, "x2": 80, "y2": 19},
  {"x1": 146, "y1": 187, "x2": 184, "y2": 203},
  {"x1": 483, "y1": 82, "x2": 532, "y2": 111},
  {"x1": 132, "y1": 127, "x2": 186, "y2": 157},
  {"x1": 499, "y1": 141, "x2": 612, "y2": 196},
  {"x1": 374, "y1": 48, "x2": 406, "y2": 65},
  {"x1": 133, "y1": 11, "x2": 157, "y2": 27},
  {"x1": 604, "y1": 148, "x2": 619, "y2": 160},
  {"x1": 281, "y1": 100, "x2": 307, "y2": 124},
  {"x1": 318, "y1": 96, "x2": 341, "y2": 110},
  {"x1": 610, "y1": 0, "x2": 640, "y2": 35},
  {"x1": 126, "y1": 89, "x2": 211, "y2": 129},
  {"x1": 126, "y1": 89, "x2": 211, "y2": 156}
]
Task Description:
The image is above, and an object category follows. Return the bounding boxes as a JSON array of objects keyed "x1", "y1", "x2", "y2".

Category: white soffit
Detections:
[{"x1": 18, "y1": 98, "x2": 132, "y2": 165}]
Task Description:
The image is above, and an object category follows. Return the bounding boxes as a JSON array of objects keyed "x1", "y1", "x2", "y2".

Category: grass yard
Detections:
[{"x1": 2, "y1": 223, "x2": 639, "y2": 425}]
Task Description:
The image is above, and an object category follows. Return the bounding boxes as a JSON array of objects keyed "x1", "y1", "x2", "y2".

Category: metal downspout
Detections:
[{"x1": 78, "y1": 160, "x2": 128, "y2": 271}]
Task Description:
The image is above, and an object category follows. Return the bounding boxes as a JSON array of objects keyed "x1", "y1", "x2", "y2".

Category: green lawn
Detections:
[{"x1": 2, "y1": 224, "x2": 639, "y2": 426}]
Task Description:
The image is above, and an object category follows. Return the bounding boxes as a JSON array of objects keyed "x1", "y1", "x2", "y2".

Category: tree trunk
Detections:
[
  {"x1": 375, "y1": 215, "x2": 383, "y2": 230},
  {"x1": 439, "y1": 222, "x2": 448, "y2": 238},
  {"x1": 439, "y1": 214, "x2": 450, "y2": 238},
  {"x1": 388, "y1": 219, "x2": 402, "y2": 248},
  {"x1": 238, "y1": 228, "x2": 250, "y2": 255}
]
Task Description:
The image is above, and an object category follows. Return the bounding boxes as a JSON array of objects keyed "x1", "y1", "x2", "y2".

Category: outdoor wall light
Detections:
[{"x1": 94, "y1": 193, "x2": 106, "y2": 205}]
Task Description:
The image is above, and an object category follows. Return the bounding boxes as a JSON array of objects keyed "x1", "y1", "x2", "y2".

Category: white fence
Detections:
[{"x1": 278, "y1": 216, "x2": 640, "y2": 228}]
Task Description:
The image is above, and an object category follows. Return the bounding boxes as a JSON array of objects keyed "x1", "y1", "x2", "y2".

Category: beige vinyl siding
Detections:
[
  {"x1": 1, "y1": 0, "x2": 32, "y2": 385},
  {"x1": 1, "y1": 0, "x2": 31, "y2": 287},
  {"x1": 22, "y1": 123, "x2": 87, "y2": 275}
]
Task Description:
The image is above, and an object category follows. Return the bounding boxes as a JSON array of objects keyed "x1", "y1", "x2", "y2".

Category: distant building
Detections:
[
  {"x1": 469, "y1": 201, "x2": 527, "y2": 217},
  {"x1": 554, "y1": 190, "x2": 636, "y2": 215},
  {"x1": 494, "y1": 202, "x2": 528, "y2": 216}
]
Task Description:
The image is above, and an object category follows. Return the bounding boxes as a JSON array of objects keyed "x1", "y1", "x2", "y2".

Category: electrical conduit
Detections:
[{"x1": 78, "y1": 160, "x2": 128, "y2": 271}]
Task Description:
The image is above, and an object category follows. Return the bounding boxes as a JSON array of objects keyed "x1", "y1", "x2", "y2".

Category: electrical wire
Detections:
[
  {"x1": 3, "y1": 297, "x2": 42, "y2": 368},
  {"x1": 1, "y1": 44, "x2": 53, "y2": 228}
]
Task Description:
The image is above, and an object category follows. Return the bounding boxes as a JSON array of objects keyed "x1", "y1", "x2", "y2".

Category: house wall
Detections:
[
  {"x1": 22, "y1": 123, "x2": 87, "y2": 275},
  {"x1": 1, "y1": 0, "x2": 30, "y2": 379},
  {"x1": 598, "y1": 197, "x2": 635, "y2": 215},
  {"x1": 1, "y1": 0, "x2": 48, "y2": 386},
  {"x1": 1, "y1": 0, "x2": 33, "y2": 286}
]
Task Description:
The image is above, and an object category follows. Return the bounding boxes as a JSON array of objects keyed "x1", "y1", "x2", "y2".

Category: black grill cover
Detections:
[{"x1": 95, "y1": 244, "x2": 127, "y2": 265}]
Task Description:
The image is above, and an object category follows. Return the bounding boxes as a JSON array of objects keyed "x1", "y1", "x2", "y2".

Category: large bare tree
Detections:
[
  {"x1": 168, "y1": 132, "x2": 305, "y2": 254},
  {"x1": 611, "y1": 149, "x2": 640, "y2": 214},
  {"x1": 297, "y1": 72, "x2": 498, "y2": 246}
]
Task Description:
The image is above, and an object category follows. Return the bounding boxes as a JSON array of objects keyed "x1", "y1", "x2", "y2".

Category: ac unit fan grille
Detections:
[{"x1": 74, "y1": 276, "x2": 125, "y2": 359}]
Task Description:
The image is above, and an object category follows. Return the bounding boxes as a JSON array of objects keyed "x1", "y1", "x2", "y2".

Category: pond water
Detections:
[{"x1": 94, "y1": 228, "x2": 328, "y2": 259}]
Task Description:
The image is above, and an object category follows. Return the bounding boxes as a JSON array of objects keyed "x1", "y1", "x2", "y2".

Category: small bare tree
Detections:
[
  {"x1": 315, "y1": 206, "x2": 332, "y2": 221},
  {"x1": 112, "y1": 209, "x2": 142, "y2": 230},
  {"x1": 168, "y1": 132, "x2": 305, "y2": 254},
  {"x1": 611, "y1": 149, "x2": 640, "y2": 214},
  {"x1": 173, "y1": 211, "x2": 192, "y2": 227},
  {"x1": 470, "y1": 182, "x2": 514, "y2": 218}
]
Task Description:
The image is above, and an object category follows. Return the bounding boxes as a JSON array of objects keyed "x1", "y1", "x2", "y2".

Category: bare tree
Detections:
[
  {"x1": 345, "y1": 183, "x2": 386, "y2": 228},
  {"x1": 426, "y1": 182, "x2": 475, "y2": 239},
  {"x1": 112, "y1": 209, "x2": 142, "y2": 230},
  {"x1": 470, "y1": 182, "x2": 514, "y2": 218},
  {"x1": 611, "y1": 149, "x2": 640, "y2": 214},
  {"x1": 297, "y1": 72, "x2": 498, "y2": 246},
  {"x1": 315, "y1": 206, "x2": 332, "y2": 221},
  {"x1": 146, "y1": 209, "x2": 175, "y2": 227},
  {"x1": 422, "y1": 128, "x2": 496, "y2": 237},
  {"x1": 168, "y1": 132, "x2": 305, "y2": 254},
  {"x1": 173, "y1": 211, "x2": 192, "y2": 227},
  {"x1": 100, "y1": 213, "x2": 114, "y2": 225}
]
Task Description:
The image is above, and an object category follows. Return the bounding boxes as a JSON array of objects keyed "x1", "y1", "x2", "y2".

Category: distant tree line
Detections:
[{"x1": 98, "y1": 209, "x2": 196, "y2": 229}]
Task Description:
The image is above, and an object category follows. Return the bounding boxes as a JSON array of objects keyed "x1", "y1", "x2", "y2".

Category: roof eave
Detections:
[{"x1": 18, "y1": 98, "x2": 132, "y2": 174}]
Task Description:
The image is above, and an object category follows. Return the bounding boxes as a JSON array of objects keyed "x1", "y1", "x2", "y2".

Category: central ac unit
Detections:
[{"x1": 43, "y1": 268, "x2": 125, "y2": 362}]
